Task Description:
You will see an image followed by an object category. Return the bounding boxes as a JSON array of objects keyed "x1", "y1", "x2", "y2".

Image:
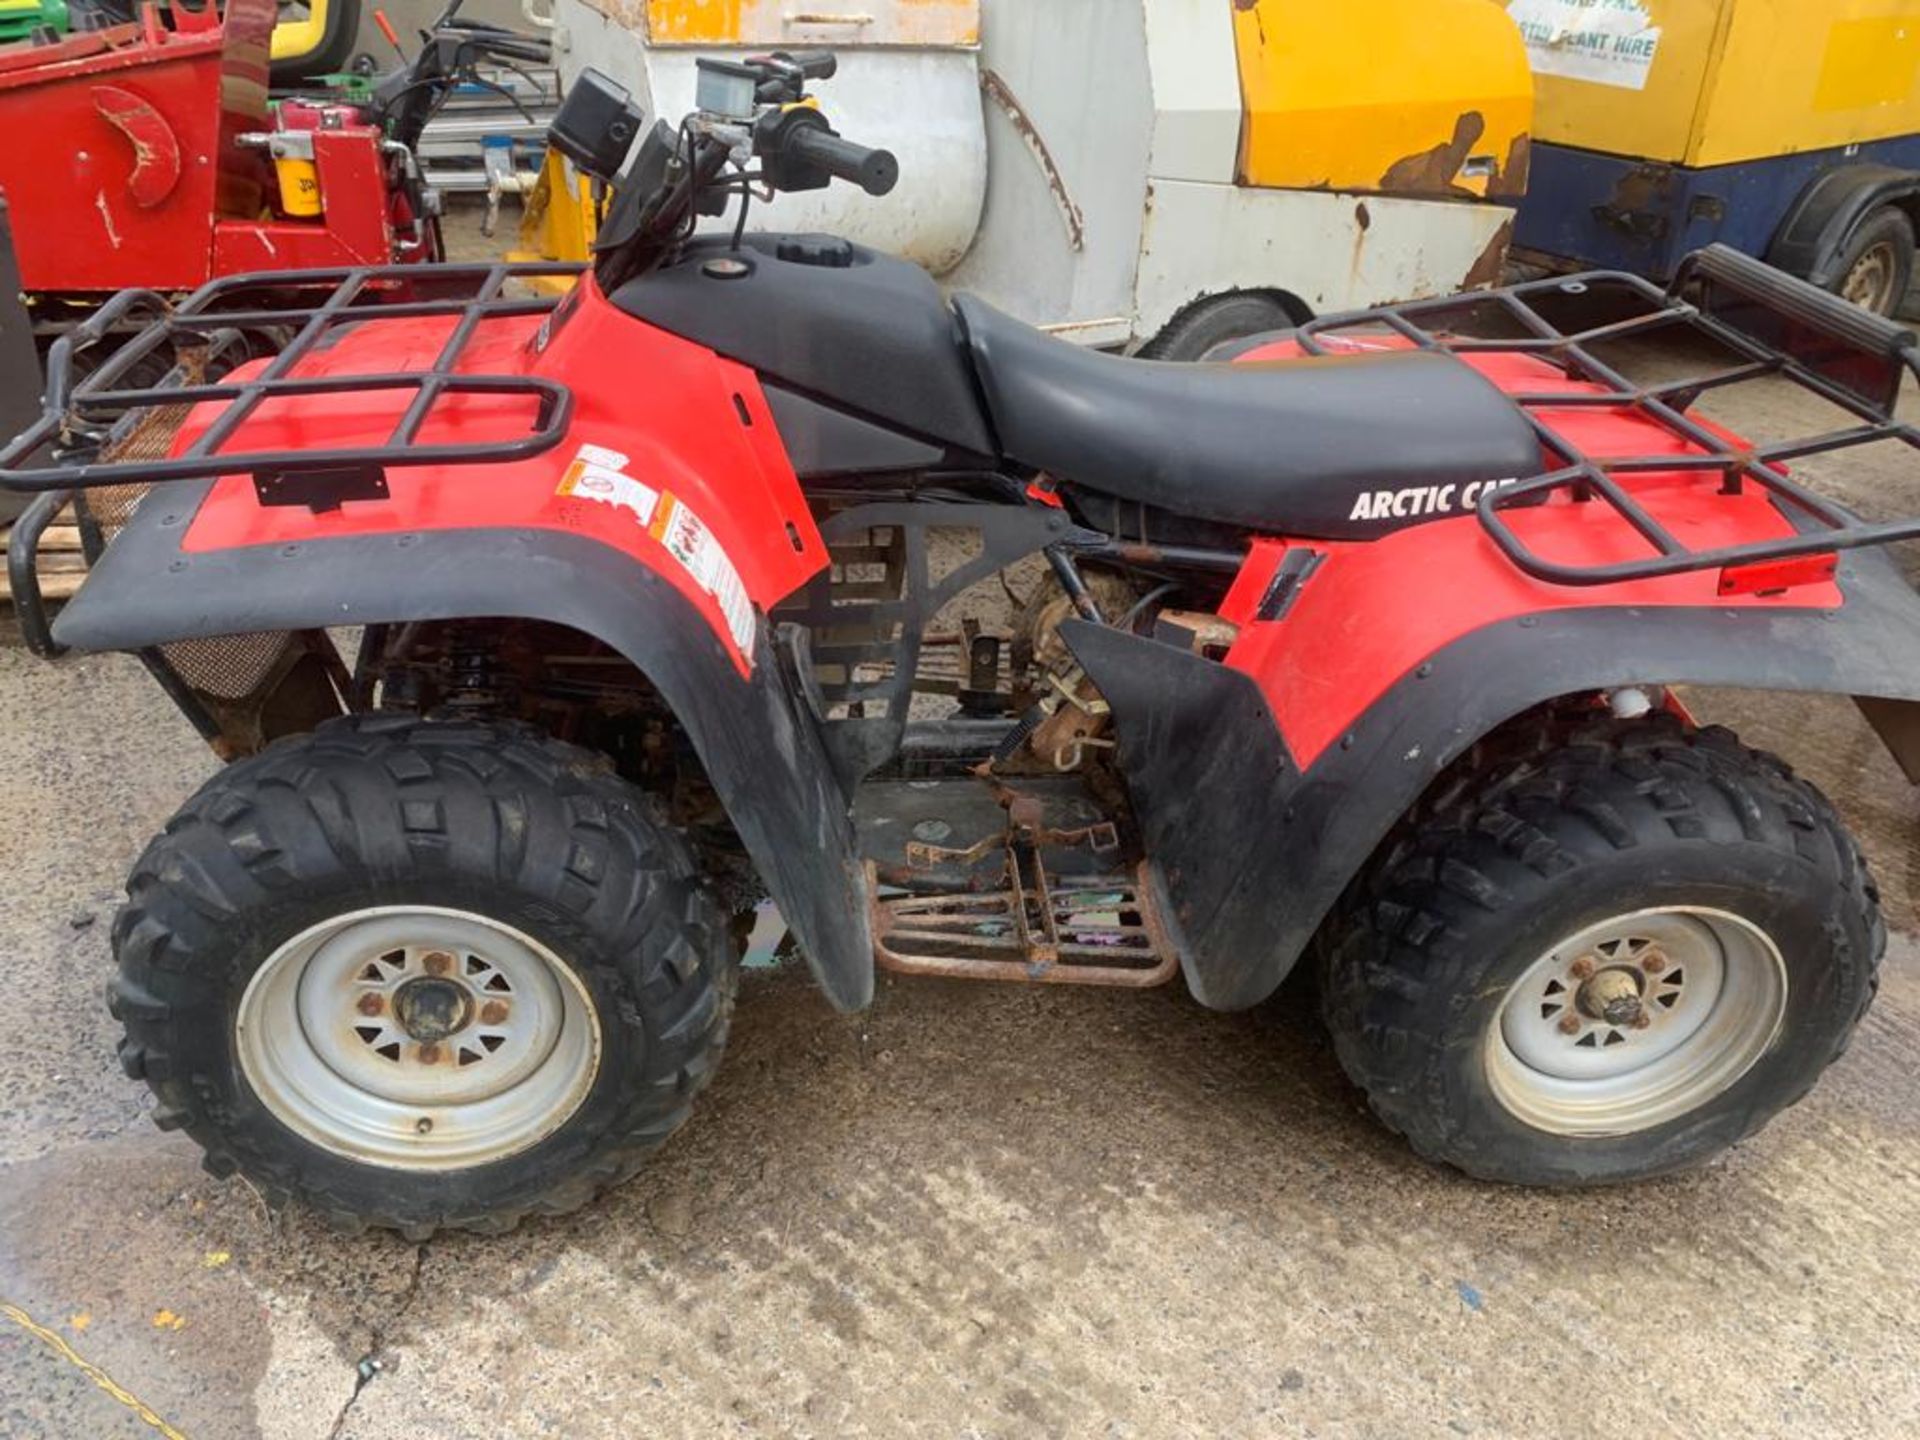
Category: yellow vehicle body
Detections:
[
  {"x1": 270, "y1": 0, "x2": 332, "y2": 66},
  {"x1": 507, "y1": 152, "x2": 599, "y2": 293},
  {"x1": 268, "y1": 0, "x2": 359, "y2": 80},
  {"x1": 1231, "y1": 0, "x2": 1533, "y2": 199},
  {"x1": 1521, "y1": 0, "x2": 1920, "y2": 167}
]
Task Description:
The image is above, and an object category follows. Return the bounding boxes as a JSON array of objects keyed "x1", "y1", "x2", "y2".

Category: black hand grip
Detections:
[
  {"x1": 774, "y1": 49, "x2": 837, "y2": 79},
  {"x1": 1673, "y1": 242, "x2": 1916, "y2": 360},
  {"x1": 786, "y1": 126, "x2": 898, "y2": 196}
]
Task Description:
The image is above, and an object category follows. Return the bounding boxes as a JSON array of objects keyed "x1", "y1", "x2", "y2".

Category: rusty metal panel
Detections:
[
  {"x1": 1133, "y1": 181, "x2": 1517, "y2": 336},
  {"x1": 1232, "y1": 0, "x2": 1534, "y2": 200},
  {"x1": 635, "y1": 0, "x2": 977, "y2": 47}
]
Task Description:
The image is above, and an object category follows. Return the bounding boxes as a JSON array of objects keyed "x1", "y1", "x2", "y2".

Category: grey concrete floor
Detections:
[
  {"x1": 5, "y1": 648, "x2": 1920, "y2": 1440},
  {"x1": 5, "y1": 260, "x2": 1920, "y2": 1435}
]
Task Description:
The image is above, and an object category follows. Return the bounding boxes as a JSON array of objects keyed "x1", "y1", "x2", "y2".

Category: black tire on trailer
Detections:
[
  {"x1": 1137, "y1": 292, "x2": 1299, "y2": 361},
  {"x1": 1318, "y1": 710, "x2": 1882, "y2": 1186},
  {"x1": 1830, "y1": 205, "x2": 1916, "y2": 317},
  {"x1": 109, "y1": 714, "x2": 736, "y2": 1237}
]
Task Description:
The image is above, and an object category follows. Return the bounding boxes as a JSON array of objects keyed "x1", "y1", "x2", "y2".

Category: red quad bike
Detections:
[{"x1": 7, "y1": 56, "x2": 1920, "y2": 1235}]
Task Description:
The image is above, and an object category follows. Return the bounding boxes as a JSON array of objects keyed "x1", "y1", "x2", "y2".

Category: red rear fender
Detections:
[{"x1": 1219, "y1": 332, "x2": 1847, "y2": 767}]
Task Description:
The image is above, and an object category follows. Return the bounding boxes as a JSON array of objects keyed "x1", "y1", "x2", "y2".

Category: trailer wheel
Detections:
[
  {"x1": 1833, "y1": 205, "x2": 1914, "y2": 316},
  {"x1": 1319, "y1": 712, "x2": 1882, "y2": 1186},
  {"x1": 109, "y1": 715, "x2": 735, "y2": 1236},
  {"x1": 1138, "y1": 292, "x2": 1298, "y2": 361}
]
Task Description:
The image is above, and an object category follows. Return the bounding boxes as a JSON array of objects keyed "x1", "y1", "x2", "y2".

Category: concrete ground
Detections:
[{"x1": 5, "y1": 262, "x2": 1920, "y2": 1435}]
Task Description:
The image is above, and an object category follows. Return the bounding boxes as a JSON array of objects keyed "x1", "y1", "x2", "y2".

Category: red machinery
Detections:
[{"x1": 0, "y1": 0, "x2": 434, "y2": 308}]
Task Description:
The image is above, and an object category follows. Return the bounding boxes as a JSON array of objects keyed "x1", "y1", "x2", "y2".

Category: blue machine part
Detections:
[{"x1": 1514, "y1": 136, "x2": 1920, "y2": 279}]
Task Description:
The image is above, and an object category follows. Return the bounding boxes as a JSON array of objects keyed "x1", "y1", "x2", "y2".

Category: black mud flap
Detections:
[
  {"x1": 1063, "y1": 545, "x2": 1920, "y2": 1012},
  {"x1": 0, "y1": 196, "x2": 39, "y2": 528},
  {"x1": 54, "y1": 482, "x2": 875, "y2": 1011}
]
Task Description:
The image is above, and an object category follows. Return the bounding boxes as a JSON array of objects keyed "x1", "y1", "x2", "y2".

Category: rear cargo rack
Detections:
[
  {"x1": 1296, "y1": 243, "x2": 1920, "y2": 587},
  {"x1": 0, "y1": 260, "x2": 585, "y2": 495}
]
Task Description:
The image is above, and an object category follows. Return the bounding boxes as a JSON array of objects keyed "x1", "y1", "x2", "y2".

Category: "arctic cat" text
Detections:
[{"x1": 1348, "y1": 477, "x2": 1519, "y2": 522}]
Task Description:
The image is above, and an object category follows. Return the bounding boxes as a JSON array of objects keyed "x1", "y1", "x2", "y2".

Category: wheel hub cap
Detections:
[
  {"x1": 393, "y1": 976, "x2": 472, "y2": 1042},
  {"x1": 236, "y1": 907, "x2": 602, "y2": 1170},
  {"x1": 1575, "y1": 966, "x2": 1645, "y2": 1027},
  {"x1": 1485, "y1": 907, "x2": 1788, "y2": 1136}
]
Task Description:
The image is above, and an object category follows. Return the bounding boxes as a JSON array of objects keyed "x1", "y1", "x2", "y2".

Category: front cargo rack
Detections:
[
  {"x1": 0, "y1": 261, "x2": 584, "y2": 655},
  {"x1": 1295, "y1": 242, "x2": 1920, "y2": 586},
  {"x1": 0, "y1": 259, "x2": 585, "y2": 495}
]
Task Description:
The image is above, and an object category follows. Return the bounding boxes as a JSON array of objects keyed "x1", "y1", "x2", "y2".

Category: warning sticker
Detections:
[
  {"x1": 651, "y1": 494, "x2": 757, "y2": 655},
  {"x1": 555, "y1": 443, "x2": 758, "y2": 655},
  {"x1": 1506, "y1": 0, "x2": 1661, "y2": 92},
  {"x1": 556, "y1": 443, "x2": 659, "y2": 526}
]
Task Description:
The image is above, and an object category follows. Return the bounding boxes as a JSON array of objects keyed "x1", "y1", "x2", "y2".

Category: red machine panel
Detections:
[{"x1": 0, "y1": 0, "x2": 276, "y2": 291}]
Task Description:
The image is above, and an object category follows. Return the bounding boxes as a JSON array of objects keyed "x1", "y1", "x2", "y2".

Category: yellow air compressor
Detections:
[{"x1": 1510, "y1": 0, "x2": 1920, "y2": 314}]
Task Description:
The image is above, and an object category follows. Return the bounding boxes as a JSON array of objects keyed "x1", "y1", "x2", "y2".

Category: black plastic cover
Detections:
[
  {"x1": 611, "y1": 234, "x2": 997, "y2": 455},
  {"x1": 0, "y1": 197, "x2": 38, "y2": 526},
  {"x1": 762, "y1": 386, "x2": 943, "y2": 475},
  {"x1": 548, "y1": 68, "x2": 644, "y2": 182}
]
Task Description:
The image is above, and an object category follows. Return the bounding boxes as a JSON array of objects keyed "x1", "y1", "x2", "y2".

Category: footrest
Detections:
[{"x1": 869, "y1": 858, "x2": 1178, "y2": 987}]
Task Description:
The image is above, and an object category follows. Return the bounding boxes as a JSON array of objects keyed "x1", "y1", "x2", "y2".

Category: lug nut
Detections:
[
  {"x1": 1558, "y1": 1014, "x2": 1582, "y2": 1035},
  {"x1": 479, "y1": 1000, "x2": 509, "y2": 1026},
  {"x1": 418, "y1": 1042, "x2": 442, "y2": 1064},
  {"x1": 1631, "y1": 1012, "x2": 1652, "y2": 1030},
  {"x1": 356, "y1": 993, "x2": 385, "y2": 1016},
  {"x1": 422, "y1": 950, "x2": 454, "y2": 977},
  {"x1": 1568, "y1": 957, "x2": 1595, "y2": 980},
  {"x1": 1641, "y1": 952, "x2": 1667, "y2": 975}
]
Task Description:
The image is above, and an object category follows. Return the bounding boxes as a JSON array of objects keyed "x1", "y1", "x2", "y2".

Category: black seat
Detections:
[{"x1": 953, "y1": 295, "x2": 1544, "y2": 539}]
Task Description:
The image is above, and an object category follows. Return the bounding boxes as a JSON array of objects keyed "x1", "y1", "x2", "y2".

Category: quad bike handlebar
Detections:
[{"x1": 546, "y1": 56, "x2": 897, "y2": 288}]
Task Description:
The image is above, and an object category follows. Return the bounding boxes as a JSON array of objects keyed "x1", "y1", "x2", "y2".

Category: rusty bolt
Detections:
[
  {"x1": 1568, "y1": 957, "x2": 1596, "y2": 980},
  {"x1": 422, "y1": 950, "x2": 455, "y2": 977},
  {"x1": 1631, "y1": 1012, "x2": 1652, "y2": 1030},
  {"x1": 355, "y1": 993, "x2": 385, "y2": 1017},
  {"x1": 1557, "y1": 1013, "x2": 1582, "y2": 1035},
  {"x1": 479, "y1": 999, "x2": 510, "y2": 1026},
  {"x1": 418, "y1": 1042, "x2": 442, "y2": 1065},
  {"x1": 1640, "y1": 952, "x2": 1667, "y2": 975}
]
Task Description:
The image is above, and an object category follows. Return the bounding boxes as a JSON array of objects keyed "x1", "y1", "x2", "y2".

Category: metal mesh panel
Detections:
[
  {"x1": 159, "y1": 631, "x2": 300, "y2": 702},
  {"x1": 94, "y1": 380, "x2": 301, "y2": 705}
]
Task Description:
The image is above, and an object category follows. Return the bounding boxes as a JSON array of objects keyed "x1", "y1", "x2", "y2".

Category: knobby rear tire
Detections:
[{"x1": 1318, "y1": 710, "x2": 1883, "y2": 1186}]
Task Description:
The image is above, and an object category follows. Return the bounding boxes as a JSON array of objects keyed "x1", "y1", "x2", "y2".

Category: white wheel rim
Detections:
[
  {"x1": 236, "y1": 906, "x2": 602, "y2": 1170},
  {"x1": 1843, "y1": 240, "x2": 1899, "y2": 312},
  {"x1": 1484, "y1": 907, "x2": 1787, "y2": 1137}
]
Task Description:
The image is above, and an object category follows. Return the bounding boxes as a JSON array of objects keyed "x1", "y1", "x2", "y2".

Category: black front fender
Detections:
[
  {"x1": 55, "y1": 484, "x2": 874, "y2": 1011},
  {"x1": 1065, "y1": 547, "x2": 1920, "y2": 1011}
]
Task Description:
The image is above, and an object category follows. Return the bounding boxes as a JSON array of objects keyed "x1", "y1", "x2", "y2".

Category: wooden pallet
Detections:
[{"x1": 0, "y1": 508, "x2": 85, "y2": 607}]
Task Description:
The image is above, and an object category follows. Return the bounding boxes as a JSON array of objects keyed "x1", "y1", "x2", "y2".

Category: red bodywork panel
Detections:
[
  {"x1": 0, "y1": 0, "x2": 395, "y2": 292},
  {"x1": 1219, "y1": 337, "x2": 1844, "y2": 769},
  {"x1": 178, "y1": 278, "x2": 829, "y2": 673}
]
